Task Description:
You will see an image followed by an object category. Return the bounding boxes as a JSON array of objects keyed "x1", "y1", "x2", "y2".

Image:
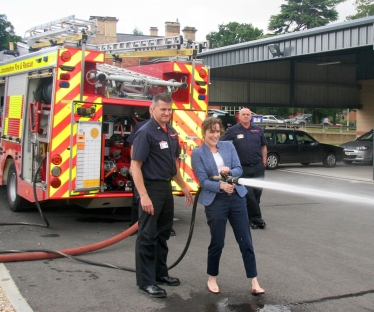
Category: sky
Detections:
[{"x1": 3, "y1": 0, "x2": 357, "y2": 42}]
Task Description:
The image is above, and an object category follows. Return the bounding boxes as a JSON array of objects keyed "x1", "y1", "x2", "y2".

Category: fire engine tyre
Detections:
[
  {"x1": 266, "y1": 153, "x2": 279, "y2": 170},
  {"x1": 323, "y1": 152, "x2": 337, "y2": 168},
  {"x1": 7, "y1": 163, "x2": 30, "y2": 212}
]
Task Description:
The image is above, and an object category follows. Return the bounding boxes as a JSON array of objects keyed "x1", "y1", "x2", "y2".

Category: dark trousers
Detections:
[
  {"x1": 242, "y1": 163, "x2": 265, "y2": 223},
  {"x1": 130, "y1": 186, "x2": 139, "y2": 226},
  {"x1": 204, "y1": 192, "x2": 257, "y2": 278},
  {"x1": 135, "y1": 180, "x2": 174, "y2": 287}
]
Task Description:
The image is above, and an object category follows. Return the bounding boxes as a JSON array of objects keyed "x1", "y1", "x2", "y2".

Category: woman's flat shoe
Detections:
[
  {"x1": 207, "y1": 281, "x2": 220, "y2": 294},
  {"x1": 252, "y1": 288, "x2": 265, "y2": 295}
]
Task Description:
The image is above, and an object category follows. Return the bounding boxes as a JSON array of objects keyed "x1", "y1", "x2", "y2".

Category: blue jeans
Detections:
[{"x1": 204, "y1": 192, "x2": 257, "y2": 278}]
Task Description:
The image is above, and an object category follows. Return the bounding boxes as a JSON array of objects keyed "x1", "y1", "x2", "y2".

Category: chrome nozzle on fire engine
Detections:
[{"x1": 89, "y1": 72, "x2": 188, "y2": 89}]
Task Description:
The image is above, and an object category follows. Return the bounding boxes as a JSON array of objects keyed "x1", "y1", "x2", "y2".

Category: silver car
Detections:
[
  {"x1": 262, "y1": 115, "x2": 285, "y2": 124},
  {"x1": 339, "y1": 130, "x2": 373, "y2": 164}
]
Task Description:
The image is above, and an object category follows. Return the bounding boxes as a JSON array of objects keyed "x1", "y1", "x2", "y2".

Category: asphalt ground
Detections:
[{"x1": 1, "y1": 162, "x2": 374, "y2": 312}]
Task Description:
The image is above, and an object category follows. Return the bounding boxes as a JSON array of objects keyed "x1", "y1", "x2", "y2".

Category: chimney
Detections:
[
  {"x1": 182, "y1": 26, "x2": 197, "y2": 41},
  {"x1": 89, "y1": 16, "x2": 118, "y2": 44},
  {"x1": 150, "y1": 27, "x2": 158, "y2": 36},
  {"x1": 165, "y1": 21, "x2": 180, "y2": 37}
]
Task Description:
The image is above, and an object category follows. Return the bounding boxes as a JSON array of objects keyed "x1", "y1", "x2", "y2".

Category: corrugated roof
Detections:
[{"x1": 199, "y1": 16, "x2": 374, "y2": 68}]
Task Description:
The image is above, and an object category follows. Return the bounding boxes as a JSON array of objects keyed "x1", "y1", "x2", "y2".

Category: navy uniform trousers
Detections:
[
  {"x1": 241, "y1": 162, "x2": 265, "y2": 223},
  {"x1": 204, "y1": 192, "x2": 257, "y2": 278},
  {"x1": 135, "y1": 180, "x2": 174, "y2": 287}
]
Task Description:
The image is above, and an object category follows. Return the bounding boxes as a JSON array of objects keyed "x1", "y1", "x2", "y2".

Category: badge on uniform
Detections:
[
  {"x1": 160, "y1": 141, "x2": 169, "y2": 149},
  {"x1": 237, "y1": 134, "x2": 244, "y2": 139}
]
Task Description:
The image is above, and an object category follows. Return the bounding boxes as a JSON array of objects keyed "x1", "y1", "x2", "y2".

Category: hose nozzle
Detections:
[{"x1": 209, "y1": 174, "x2": 240, "y2": 185}]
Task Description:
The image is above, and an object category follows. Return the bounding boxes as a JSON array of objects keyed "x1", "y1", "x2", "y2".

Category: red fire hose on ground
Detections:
[
  {"x1": 0, "y1": 223, "x2": 138, "y2": 263},
  {"x1": 0, "y1": 187, "x2": 200, "y2": 271}
]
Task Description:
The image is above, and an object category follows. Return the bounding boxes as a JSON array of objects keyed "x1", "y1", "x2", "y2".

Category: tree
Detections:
[
  {"x1": 206, "y1": 22, "x2": 263, "y2": 48},
  {"x1": 268, "y1": 0, "x2": 347, "y2": 34},
  {"x1": 346, "y1": 0, "x2": 374, "y2": 20},
  {"x1": 132, "y1": 27, "x2": 143, "y2": 36},
  {"x1": 0, "y1": 14, "x2": 22, "y2": 51}
]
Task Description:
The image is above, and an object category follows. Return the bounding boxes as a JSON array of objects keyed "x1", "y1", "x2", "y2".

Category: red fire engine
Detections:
[{"x1": 0, "y1": 16, "x2": 209, "y2": 211}]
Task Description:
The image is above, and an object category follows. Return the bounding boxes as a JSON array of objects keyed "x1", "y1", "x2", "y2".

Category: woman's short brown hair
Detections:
[{"x1": 202, "y1": 117, "x2": 224, "y2": 136}]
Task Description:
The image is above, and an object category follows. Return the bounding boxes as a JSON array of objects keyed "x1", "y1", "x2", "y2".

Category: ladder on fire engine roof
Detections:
[
  {"x1": 94, "y1": 63, "x2": 188, "y2": 99},
  {"x1": 23, "y1": 15, "x2": 97, "y2": 49},
  {"x1": 22, "y1": 15, "x2": 208, "y2": 59},
  {"x1": 95, "y1": 36, "x2": 209, "y2": 59}
]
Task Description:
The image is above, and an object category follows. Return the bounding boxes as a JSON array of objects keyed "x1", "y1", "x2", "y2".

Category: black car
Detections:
[
  {"x1": 208, "y1": 109, "x2": 237, "y2": 130},
  {"x1": 264, "y1": 128, "x2": 345, "y2": 169}
]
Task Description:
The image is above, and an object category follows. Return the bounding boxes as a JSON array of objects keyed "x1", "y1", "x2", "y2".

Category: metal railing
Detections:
[{"x1": 255, "y1": 122, "x2": 356, "y2": 133}]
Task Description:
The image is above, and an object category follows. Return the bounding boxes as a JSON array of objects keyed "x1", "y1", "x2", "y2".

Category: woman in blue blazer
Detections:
[{"x1": 191, "y1": 117, "x2": 265, "y2": 295}]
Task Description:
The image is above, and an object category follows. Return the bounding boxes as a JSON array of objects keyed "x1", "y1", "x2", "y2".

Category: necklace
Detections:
[{"x1": 210, "y1": 146, "x2": 218, "y2": 153}]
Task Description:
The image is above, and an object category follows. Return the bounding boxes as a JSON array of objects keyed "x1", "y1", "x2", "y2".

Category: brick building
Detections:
[{"x1": 89, "y1": 16, "x2": 198, "y2": 68}]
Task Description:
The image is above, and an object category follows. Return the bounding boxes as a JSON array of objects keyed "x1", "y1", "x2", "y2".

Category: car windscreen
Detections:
[{"x1": 357, "y1": 131, "x2": 373, "y2": 141}]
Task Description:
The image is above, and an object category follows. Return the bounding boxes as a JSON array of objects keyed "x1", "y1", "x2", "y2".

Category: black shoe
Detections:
[
  {"x1": 139, "y1": 285, "x2": 167, "y2": 298},
  {"x1": 250, "y1": 222, "x2": 259, "y2": 230},
  {"x1": 156, "y1": 276, "x2": 180, "y2": 286},
  {"x1": 170, "y1": 228, "x2": 176, "y2": 236},
  {"x1": 257, "y1": 221, "x2": 266, "y2": 229}
]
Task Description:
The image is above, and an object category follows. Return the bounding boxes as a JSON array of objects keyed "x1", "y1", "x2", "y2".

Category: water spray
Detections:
[{"x1": 210, "y1": 174, "x2": 374, "y2": 206}]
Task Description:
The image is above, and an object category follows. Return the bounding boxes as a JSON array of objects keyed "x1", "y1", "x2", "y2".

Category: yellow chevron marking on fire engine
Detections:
[
  {"x1": 94, "y1": 53, "x2": 105, "y2": 62},
  {"x1": 172, "y1": 169, "x2": 199, "y2": 192},
  {"x1": 63, "y1": 49, "x2": 83, "y2": 66},
  {"x1": 172, "y1": 111, "x2": 204, "y2": 149},
  {"x1": 174, "y1": 110, "x2": 204, "y2": 132},
  {"x1": 53, "y1": 124, "x2": 72, "y2": 151},
  {"x1": 184, "y1": 64, "x2": 193, "y2": 74},
  {"x1": 60, "y1": 148, "x2": 72, "y2": 164},
  {"x1": 8, "y1": 95, "x2": 23, "y2": 118},
  {"x1": 53, "y1": 103, "x2": 72, "y2": 127},
  {"x1": 193, "y1": 92, "x2": 207, "y2": 111},
  {"x1": 55, "y1": 72, "x2": 82, "y2": 103},
  {"x1": 50, "y1": 168, "x2": 71, "y2": 198},
  {"x1": 173, "y1": 63, "x2": 182, "y2": 72},
  {"x1": 49, "y1": 144, "x2": 77, "y2": 198}
]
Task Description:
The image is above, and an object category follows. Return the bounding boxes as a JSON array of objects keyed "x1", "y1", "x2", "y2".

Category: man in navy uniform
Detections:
[
  {"x1": 220, "y1": 107, "x2": 268, "y2": 230},
  {"x1": 126, "y1": 107, "x2": 176, "y2": 236},
  {"x1": 131, "y1": 93, "x2": 193, "y2": 298}
]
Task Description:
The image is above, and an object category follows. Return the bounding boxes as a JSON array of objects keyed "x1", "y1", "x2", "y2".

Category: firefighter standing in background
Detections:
[
  {"x1": 131, "y1": 93, "x2": 193, "y2": 298},
  {"x1": 220, "y1": 108, "x2": 268, "y2": 230}
]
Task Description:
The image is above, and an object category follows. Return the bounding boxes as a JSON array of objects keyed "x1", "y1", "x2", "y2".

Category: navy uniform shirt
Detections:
[
  {"x1": 126, "y1": 119, "x2": 149, "y2": 145},
  {"x1": 220, "y1": 123, "x2": 268, "y2": 165},
  {"x1": 132, "y1": 118, "x2": 180, "y2": 180}
]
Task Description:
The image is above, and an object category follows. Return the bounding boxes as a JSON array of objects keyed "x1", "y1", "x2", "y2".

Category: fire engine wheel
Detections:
[{"x1": 7, "y1": 163, "x2": 30, "y2": 212}]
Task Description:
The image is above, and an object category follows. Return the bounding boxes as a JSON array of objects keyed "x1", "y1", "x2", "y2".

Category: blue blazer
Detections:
[{"x1": 191, "y1": 141, "x2": 247, "y2": 206}]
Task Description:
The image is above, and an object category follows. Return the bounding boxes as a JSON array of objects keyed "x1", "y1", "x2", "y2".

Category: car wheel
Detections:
[
  {"x1": 266, "y1": 153, "x2": 279, "y2": 170},
  {"x1": 6, "y1": 163, "x2": 31, "y2": 212},
  {"x1": 343, "y1": 160, "x2": 353, "y2": 165},
  {"x1": 300, "y1": 163, "x2": 310, "y2": 166},
  {"x1": 323, "y1": 152, "x2": 337, "y2": 167}
]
